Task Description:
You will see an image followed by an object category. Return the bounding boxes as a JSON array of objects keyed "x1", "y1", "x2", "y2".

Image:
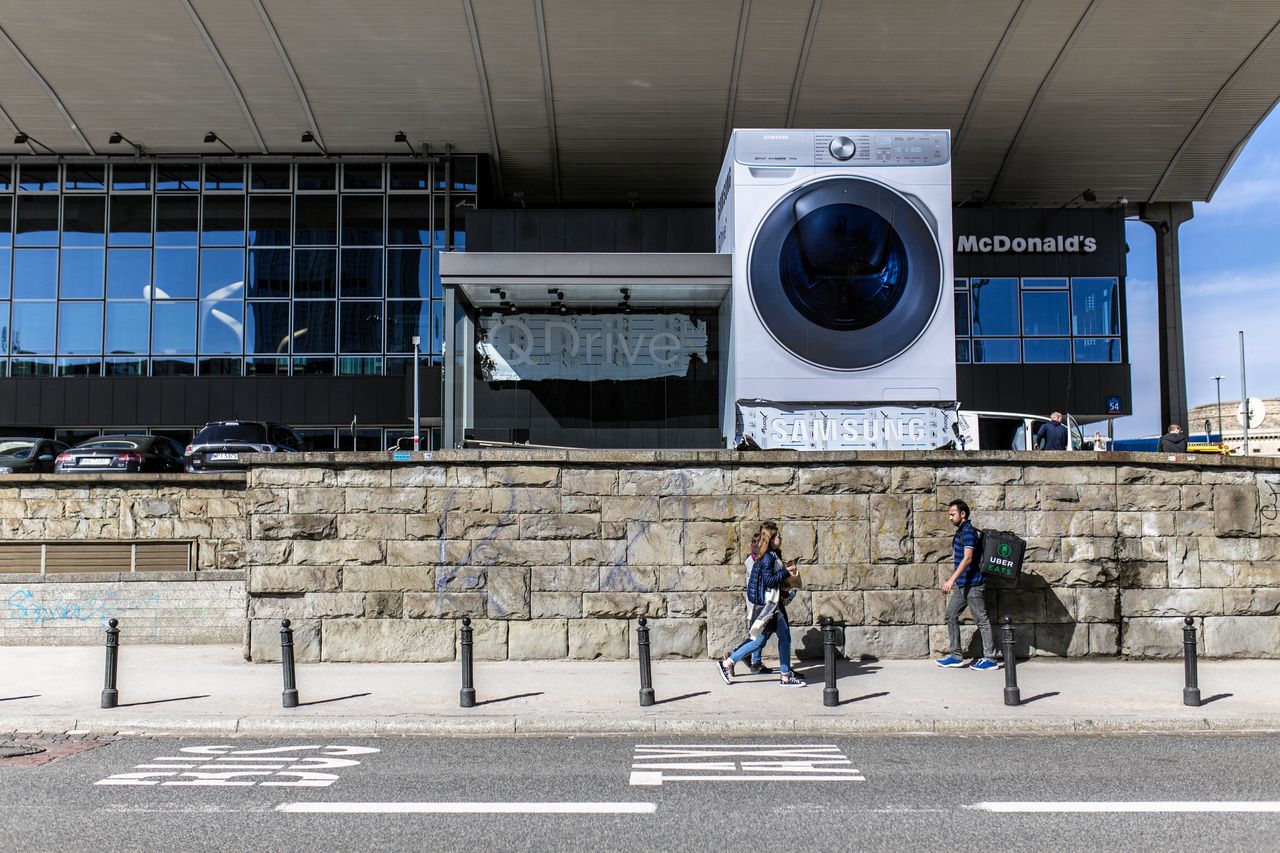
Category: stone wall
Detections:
[{"x1": 243, "y1": 451, "x2": 1280, "y2": 662}]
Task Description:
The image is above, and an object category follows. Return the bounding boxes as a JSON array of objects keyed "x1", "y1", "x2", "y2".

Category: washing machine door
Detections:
[{"x1": 747, "y1": 176, "x2": 943, "y2": 371}]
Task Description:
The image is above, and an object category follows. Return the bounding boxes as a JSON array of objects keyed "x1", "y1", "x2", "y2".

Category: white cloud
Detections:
[
  {"x1": 1182, "y1": 265, "x2": 1280, "y2": 298},
  {"x1": 1197, "y1": 155, "x2": 1280, "y2": 218}
]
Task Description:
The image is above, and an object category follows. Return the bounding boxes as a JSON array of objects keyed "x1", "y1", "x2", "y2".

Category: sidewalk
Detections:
[{"x1": 0, "y1": 645, "x2": 1277, "y2": 737}]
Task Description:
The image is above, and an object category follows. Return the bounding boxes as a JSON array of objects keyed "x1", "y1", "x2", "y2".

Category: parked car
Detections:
[
  {"x1": 55, "y1": 435, "x2": 186, "y2": 474},
  {"x1": 185, "y1": 421, "x2": 303, "y2": 472},
  {"x1": 0, "y1": 438, "x2": 70, "y2": 474}
]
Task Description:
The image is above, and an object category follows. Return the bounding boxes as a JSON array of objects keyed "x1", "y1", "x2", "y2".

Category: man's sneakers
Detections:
[
  {"x1": 934, "y1": 654, "x2": 965, "y2": 668},
  {"x1": 717, "y1": 660, "x2": 735, "y2": 685},
  {"x1": 969, "y1": 657, "x2": 1001, "y2": 672}
]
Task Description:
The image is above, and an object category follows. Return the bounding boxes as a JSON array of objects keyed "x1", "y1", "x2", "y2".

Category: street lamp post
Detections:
[
  {"x1": 1239, "y1": 331, "x2": 1250, "y2": 456},
  {"x1": 1211, "y1": 375, "x2": 1224, "y2": 440},
  {"x1": 412, "y1": 335, "x2": 421, "y2": 451}
]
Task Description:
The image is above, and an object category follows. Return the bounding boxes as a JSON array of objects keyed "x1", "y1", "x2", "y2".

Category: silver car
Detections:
[{"x1": 184, "y1": 421, "x2": 303, "y2": 472}]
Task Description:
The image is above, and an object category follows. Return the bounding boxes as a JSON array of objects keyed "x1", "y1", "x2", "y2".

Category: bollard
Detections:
[
  {"x1": 1183, "y1": 616, "x2": 1202, "y2": 707},
  {"x1": 100, "y1": 618, "x2": 120, "y2": 709},
  {"x1": 280, "y1": 619, "x2": 299, "y2": 709},
  {"x1": 822, "y1": 616, "x2": 839, "y2": 707},
  {"x1": 637, "y1": 617, "x2": 655, "y2": 707},
  {"x1": 1001, "y1": 616, "x2": 1020, "y2": 706},
  {"x1": 460, "y1": 616, "x2": 476, "y2": 708}
]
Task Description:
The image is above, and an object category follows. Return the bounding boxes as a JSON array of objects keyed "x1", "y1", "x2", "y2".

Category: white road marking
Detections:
[
  {"x1": 630, "y1": 744, "x2": 864, "y2": 786},
  {"x1": 277, "y1": 802, "x2": 657, "y2": 815},
  {"x1": 972, "y1": 801, "x2": 1280, "y2": 813},
  {"x1": 95, "y1": 744, "x2": 378, "y2": 787},
  {"x1": 630, "y1": 771, "x2": 864, "y2": 786}
]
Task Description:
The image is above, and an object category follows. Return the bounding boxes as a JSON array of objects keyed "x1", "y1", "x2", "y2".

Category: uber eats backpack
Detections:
[{"x1": 974, "y1": 528, "x2": 1026, "y2": 583}]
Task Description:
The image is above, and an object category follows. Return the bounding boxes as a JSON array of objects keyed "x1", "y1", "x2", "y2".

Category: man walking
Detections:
[
  {"x1": 935, "y1": 499, "x2": 998, "y2": 671},
  {"x1": 1034, "y1": 411, "x2": 1068, "y2": 450}
]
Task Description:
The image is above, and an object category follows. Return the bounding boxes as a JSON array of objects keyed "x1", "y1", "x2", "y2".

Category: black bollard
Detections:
[
  {"x1": 1001, "y1": 616, "x2": 1020, "y2": 706},
  {"x1": 460, "y1": 616, "x2": 476, "y2": 708},
  {"x1": 100, "y1": 618, "x2": 120, "y2": 709},
  {"x1": 280, "y1": 619, "x2": 299, "y2": 709},
  {"x1": 637, "y1": 617, "x2": 655, "y2": 707},
  {"x1": 1183, "y1": 616, "x2": 1202, "y2": 707},
  {"x1": 822, "y1": 616, "x2": 839, "y2": 707}
]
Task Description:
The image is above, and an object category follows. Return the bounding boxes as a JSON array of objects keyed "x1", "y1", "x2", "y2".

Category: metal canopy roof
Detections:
[{"x1": 1, "y1": 1, "x2": 1278, "y2": 206}]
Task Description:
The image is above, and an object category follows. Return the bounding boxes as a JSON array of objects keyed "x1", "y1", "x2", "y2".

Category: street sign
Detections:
[
  {"x1": 393, "y1": 450, "x2": 412, "y2": 462},
  {"x1": 1238, "y1": 397, "x2": 1266, "y2": 430},
  {"x1": 1106, "y1": 396, "x2": 1123, "y2": 414}
]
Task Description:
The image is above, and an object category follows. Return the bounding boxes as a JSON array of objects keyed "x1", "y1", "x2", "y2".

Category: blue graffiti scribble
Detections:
[{"x1": 5, "y1": 589, "x2": 161, "y2": 627}]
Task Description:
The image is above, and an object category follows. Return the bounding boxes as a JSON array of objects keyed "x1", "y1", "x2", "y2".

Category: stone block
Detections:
[
  {"x1": 489, "y1": 487, "x2": 561, "y2": 514},
  {"x1": 788, "y1": 624, "x2": 827, "y2": 660},
  {"x1": 445, "y1": 539, "x2": 570, "y2": 568},
  {"x1": 1121, "y1": 617, "x2": 1201, "y2": 658},
  {"x1": 1203, "y1": 616, "x2": 1280, "y2": 658},
  {"x1": 287, "y1": 488, "x2": 345, "y2": 514},
  {"x1": 1024, "y1": 466, "x2": 1114, "y2": 485},
  {"x1": 619, "y1": 467, "x2": 728, "y2": 496},
  {"x1": 427, "y1": 487, "x2": 490, "y2": 514},
  {"x1": 660, "y1": 496, "x2": 755, "y2": 522},
  {"x1": 843, "y1": 625, "x2": 929, "y2": 659},
  {"x1": 1075, "y1": 588, "x2": 1118, "y2": 622},
  {"x1": 532, "y1": 565, "x2": 600, "y2": 592},
  {"x1": 323, "y1": 619, "x2": 455, "y2": 662},
  {"x1": 487, "y1": 465, "x2": 560, "y2": 487},
  {"x1": 683, "y1": 522, "x2": 735, "y2": 564},
  {"x1": 600, "y1": 566, "x2": 657, "y2": 592},
  {"x1": 667, "y1": 593, "x2": 706, "y2": 617},
  {"x1": 864, "y1": 590, "x2": 914, "y2": 625},
  {"x1": 706, "y1": 592, "x2": 750, "y2": 657},
  {"x1": 304, "y1": 592, "x2": 365, "y2": 618},
  {"x1": 758, "y1": 493, "x2": 867, "y2": 521},
  {"x1": 1215, "y1": 485, "x2": 1260, "y2": 537},
  {"x1": 436, "y1": 565, "x2": 486, "y2": 591},
  {"x1": 647, "y1": 618, "x2": 707, "y2": 658},
  {"x1": 1175, "y1": 511, "x2": 1215, "y2": 537},
  {"x1": 248, "y1": 594, "x2": 304, "y2": 619},
  {"x1": 404, "y1": 591, "x2": 487, "y2": 618},
  {"x1": 445, "y1": 466, "x2": 486, "y2": 488},
  {"x1": 1032, "y1": 623, "x2": 1088, "y2": 657},
  {"x1": 404, "y1": 514, "x2": 442, "y2": 539},
  {"x1": 289, "y1": 539, "x2": 383, "y2": 566},
  {"x1": 870, "y1": 494, "x2": 913, "y2": 564},
  {"x1": 913, "y1": 536, "x2": 953, "y2": 564},
  {"x1": 929, "y1": 624, "x2": 978, "y2": 656},
  {"x1": 1222, "y1": 588, "x2": 1280, "y2": 616},
  {"x1": 486, "y1": 568, "x2": 531, "y2": 619},
  {"x1": 912, "y1": 589, "x2": 947, "y2": 624},
  {"x1": 1120, "y1": 589, "x2": 1223, "y2": 618},
  {"x1": 249, "y1": 566, "x2": 339, "y2": 594},
  {"x1": 364, "y1": 591, "x2": 404, "y2": 618},
  {"x1": 334, "y1": 469, "x2": 391, "y2": 488},
  {"x1": 790, "y1": 561, "x2": 844, "y2": 590},
  {"x1": 1180, "y1": 485, "x2": 1214, "y2": 510},
  {"x1": 1026, "y1": 511, "x2": 1092, "y2": 537},
  {"x1": 445, "y1": 513, "x2": 519, "y2": 540},
  {"x1": 600, "y1": 496, "x2": 659, "y2": 523},
  {"x1": 1116, "y1": 466, "x2": 1200, "y2": 486},
  {"x1": 627, "y1": 522, "x2": 684, "y2": 565},
  {"x1": 848, "y1": 564, "x2": 897, "y2": 589},
  {"x1": 250, "y1": 514, "x2": 335, "y2": 541},
  {"x1": 733, "y1": 467, "x2": 797, "y2": 491},
  {"x1": 255, "y1": 467, "x2": 330, "y2": 487},
  {"x1": 336, "y1": 514, "x2": 405, "y2": 541},
  {"x1": 583, "y1": 592, "x2": 665, "y2": 618},
  {"x1": 936, "y1": 466, "x2": 1022, "y2": 486},
  {"x1": 1167, "y1": 538, "x2": 1201, "y2": 589},
  {"x1": 891, "y1": 467, "x2": 935, "y2": 493},
  {"x1": 250, "y1": 618, "x2": 321, "y2": 662},
  {"x1": 467, "y1": 618, "x2": 509, "y2": 661},
  {"x1": 562, "y1": 468, "x2": 618, "y2": 495},
  {"x1": 568, "y1": 619, "x2": 628, "y2": 659},
  {"x1": 245, "y1": 489, "x2": 288, "y2": 514},
  {"x1": 342, "y1": 566, "x2": 433, "y2": 592},
  {"x1": 532, "y1": 592, "x2": 582, "y2": 619},
  {"x1": 520, "y1": 514, "x2": 599, "y2": 540},
  {"x1": 660, "y1": 565, "x2": 706, "y2": 592},
  {"x1": 344, "y1": 487, "x2": 426, "y2": 513},
  {"x1": 897, "y1": 564, "x2": 942, "y2": 589},
  {"x1": 570, "y1": 540, "x2": 626, "y2": 567},
  {"x1": 796, "y1": 466, "x2": 890, "y2": 494},
  {"x1": 508, "y1": 619, "x2": 567, "y2": 660},
  {"x1": 995, "y1": 589, "x2": 1045, "y2": 623},
  {"x1": 389, "y1": 466, "x2": 448, "y2": 488},
  {"x1": 1089, "y1": 623, "x2": 1119, "y2": 655},
  {"x1": 1117, "y1": 485, "x2": 1180, "y2": 512}
]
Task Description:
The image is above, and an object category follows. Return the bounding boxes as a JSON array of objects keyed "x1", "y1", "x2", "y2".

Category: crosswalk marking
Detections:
[{"x1": 629, "y1": 744, "x2": 865, "y2": 786}]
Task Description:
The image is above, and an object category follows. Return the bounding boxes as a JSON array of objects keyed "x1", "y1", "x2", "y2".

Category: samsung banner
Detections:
[{"x1": 738, "y1": 403, "x2": 958, "y2": 451}]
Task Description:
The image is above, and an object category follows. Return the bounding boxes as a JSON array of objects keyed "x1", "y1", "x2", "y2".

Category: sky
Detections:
[{"x1": 1112, "y1": 104, "x2": 1280, "y2": 439}]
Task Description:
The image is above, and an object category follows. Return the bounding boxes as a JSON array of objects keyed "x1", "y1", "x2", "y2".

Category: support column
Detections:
[{"x1": 1139, "y1": 201, "x2": 1194, "y2": 433}]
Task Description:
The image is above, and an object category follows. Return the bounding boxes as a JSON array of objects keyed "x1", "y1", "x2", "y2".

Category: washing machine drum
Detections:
[{"x1": 748, "y1": 176, "x2": 943, "y2": 370}]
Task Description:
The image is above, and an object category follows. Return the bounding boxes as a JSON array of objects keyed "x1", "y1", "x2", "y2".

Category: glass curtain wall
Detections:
[{"x1": 955, "y1": 276, "x2": 1122, "y2": 365}]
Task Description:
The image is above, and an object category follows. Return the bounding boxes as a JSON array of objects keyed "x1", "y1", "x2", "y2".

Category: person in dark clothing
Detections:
[
  {"x1": 718, "y1": 521, "x2": 805, "y2": 687},
  {"x1": 1034, "y1": 411, "x2": 1069, "y2": 450},
  {"x1": 1159, "y1": 423, "x2": 1187, "y2": 453},
  {"x1": 935, "y1": 499, "x2": 998, "y2": 670}
]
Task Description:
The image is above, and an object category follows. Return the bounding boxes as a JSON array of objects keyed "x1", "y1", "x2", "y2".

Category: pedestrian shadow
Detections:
[
  {"x1": 653, "y1": 691, "x2": 710, "y2": 705},
  {"x1": 1018, "y1": 691, "x2": 1060, "y2": 705},
  {"x1": 117, "y1": 694, "x2": 210, "y2": 708},
  {"x1": 1200, "y1": 693, "x2": 1233, "y2": 705},
  {"x1": 0, "y1": 695, "x2": 39, "y2": 702},
  {"x1": 475, "y1": 692, "x2": 544, "y2": 707},
  {"x1": 296, "y1": 692, "x2": 372, "y2": 707},
  {"x1": 839, "y1": 691, "x2": 889, "y2": 706}
]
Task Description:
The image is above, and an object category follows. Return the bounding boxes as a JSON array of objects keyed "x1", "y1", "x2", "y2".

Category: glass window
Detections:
[
  {"x1": 156, "y1": 164, "x2": 200, "y2": 192},
  {"x1": 111, "y1": 164, "x2": 151, "y2": 192},
  {"x1": 11, "y1": 301, "x2": 55, "y2": 353},
  {"x1": 202, "y1": 196, "x2": 245, "y2": 246},
  {"x1": 972, "y1": 338, "x2": 1021, "y2": 363},
  {"x1": 105, "y1": 357, "x2": 147, "y2": 376},
  {"x1": 152, "y1": 357, "x2": 195, "y2": 375},
  {"x1": 13, "y1": 249, "x2": 58, "y2": 299},
  {"x1": 1072, "y1": 277, "x2": 1120, "y2": 336},
  {"x1": 248, "y1": 196, "x2": 291, "y2": 246},
  {"x1": 18, "y1": 166, "x2": 59, "y2": 192},
  {"x1": 437, "y1": 156, "x2": 478, "y2": 192},
  {"x1": 108, "y1": 195, "x2": 152, "y2": 246},
  {"x1": 292, "y1": 301, "x2": 335, "y2": 353},
  {"x1": 339, "y1": 356, "x2": 382, "y2": 375},
  {"x1": 1023, "y1": 338, "x2": 1071, "y2": 363},
  {"x1": 387, "y1": 195, "x2": 430, "y2": 245},
  {"x1": 294, "y1": 249, "x2": 336, "y2": 297},
  {"x1": 155, "y1": 195, "x2": 199, "y2": 247},
  {"x1": 297, "y1": 164, "x2": 336, "y2": 191},
  {"x1": 1022, "y1": 277, "x2": 1067, "y2": 289},
  {"x1": 386, "y1": 249, "x2": 430, "y2": 298},
  {"x1": 105, "y1": 302, "x2": 150, "y2": 354},
  {"x1": 953, "y1": 277, "x2": 967, "y2": 291},
  {"x1": 343, "y1": 164, "x2": 383, "y2": 190},
  {"x1": 152, "y1": 301, "x2": 196, "y2": 354},
  {"x1": 251, "y1": 164, "x2": 291, "y2": 191},
  {"x1": 57, "y1": 357, "x2": 101, "y2": 377},
  {"x1": 1021, "y1": 291, "x2": 1069, "y2": 336},
  {"x1": 199, "y1": 296, "x2": 244, "y2": 354},
  {"x1": 106, "y1": 249, "x2": 152, "y2": 299},
  {"x1": 15, "y1": 196, "x2": 59, "y2": 246},
  {"x1": 1074, "y1": 337, "x2": 1121, "y2": 363},
  {"x1": 200, "y1": 249, "x2": 244, "y2": 299},
  {"x1": 64, "y1": 165, "x2": 105, "y2": 191},
  {"x1": 58, "y1": 302, "x2": 103, "y2": 354},
  {"x1": 247, "y1": 249, "x2": 290, "y2": 299},
  {"x1": 204, "y1": 165, "x2": 245, "y2": 191},
  {"x1": 386, "y1": 300, "x2": 427, "y2": 353},
  {"x1": 340, "y1": 248, "x2": 382, "y2": 297},
  {"x1": 59, "y1": 249, "x2": 105, "y2": 299},
  {"x1": 0, "y1": 302, "x2": 8, "y2": 353},
  {"x1": 969, "y1": 278, "x2": 1019, "y2": 336},
  {"x1": 431, "y1": 299, "x2": 444, "y2": 354},
  {"x1": 340, "y1": 301, "x2": 382, "y2": 353},
  {"x1": 292, "y1": 357, "x2": 334, "y2": 376},
  {"x1": 434, "y1": 196, "x2": 472, "y2": 247},
  {"x1": 342, "y1": 196, "x2": 384, "y2": 245},
  {"x1": 0, "y1": 250, "x2": 9, "y2": 299},
  {"x1": 390, "y1": 164, "x2": 431, "y2": 190},
  {"x1": 0, "y1": 196, "x2": 10, "y2": 247},
  {"x1": 0, "y1": 164, "x2": 11, "y2": 192},
  {"x1": 199, "y1": 357, "x2": 242, "y2": 376},
  {"x1": 955, "y1": 339, "x2": 970, "y2": 364},
  {"x1": 153, "y1": 249, "x2": 198, "y2": 299},
  {"x1": 295, "y1": 195, "x2": 337, "y2": 244},
  {"x1": 61, "y1": 196, "x2": 106, "y2": 247},
  {"x1": 246, "y1": 301, "x2": 290, "y2": 354},
  {"x1": 953, "y1": 291, "x2": 969, "y2": 336},
  {"x1": 12, "y1": 357, "x2": 54, "y2": 376},
  {"x1": 245, "y1": 356, "x2": 288, "y2": 375}
]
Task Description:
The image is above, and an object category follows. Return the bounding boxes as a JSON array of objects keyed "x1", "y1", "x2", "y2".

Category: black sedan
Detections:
[
  {"x1": 0, "y1": 438, "x2": 69, "y2": 474},
  {"x1": 55, "y1": 435, "x2": 186, "y2": 474}
]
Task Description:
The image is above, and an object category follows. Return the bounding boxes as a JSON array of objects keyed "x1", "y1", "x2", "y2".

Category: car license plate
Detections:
[
  {"x1": 209, "y1": 453, "x2": 240, "y2": 462},
  {"x1": 80, "y1": 457, "x2": 112, "y2": 467}
]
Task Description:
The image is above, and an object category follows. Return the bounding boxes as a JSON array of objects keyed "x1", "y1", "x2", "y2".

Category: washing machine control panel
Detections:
[{"x1": 735, "y1": 130, "x2": 949, "y2": 166}]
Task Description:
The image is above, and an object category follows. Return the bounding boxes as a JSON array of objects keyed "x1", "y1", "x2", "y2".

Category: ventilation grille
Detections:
[{"x1": 0, "y1": 543, "x2": 193, "y2": 574}]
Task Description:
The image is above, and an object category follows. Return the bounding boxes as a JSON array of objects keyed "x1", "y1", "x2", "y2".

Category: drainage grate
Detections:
[{"x1": 0, "y1": 745, "x2": 47, "y2": 759}]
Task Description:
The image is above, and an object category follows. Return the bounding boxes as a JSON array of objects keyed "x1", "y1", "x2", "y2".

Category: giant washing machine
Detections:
[{"x1": 716, "y1": 129, "x2": 955, "y2": 444}]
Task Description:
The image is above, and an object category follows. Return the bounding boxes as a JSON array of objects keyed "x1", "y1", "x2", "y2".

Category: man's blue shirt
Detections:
[
  {"x1": 1035, "y1": 420, "x2": 1068, "y2": 450},
  {"x1": 953, "y1": 520, "x2": 983, "y2": 587}
]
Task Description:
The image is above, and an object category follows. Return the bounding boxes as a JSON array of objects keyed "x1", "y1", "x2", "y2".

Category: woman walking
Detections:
[{"x1": 718, "y1": 521, "x2": 805, "y2": 687}]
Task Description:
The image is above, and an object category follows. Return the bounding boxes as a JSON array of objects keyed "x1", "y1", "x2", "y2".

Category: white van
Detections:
[{"x1": 954, "y1": 411, "x2": 1083, "y2": 451}]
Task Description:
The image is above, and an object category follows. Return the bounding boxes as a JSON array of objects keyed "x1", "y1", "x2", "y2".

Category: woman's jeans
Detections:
[{"x1": 728, "y1": 610, "x2": 792, "y2": 674}]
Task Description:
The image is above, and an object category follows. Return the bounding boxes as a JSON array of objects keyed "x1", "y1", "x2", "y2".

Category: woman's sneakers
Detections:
[
  {"x1": 717, "y1": 660, "x2": 735, "y2": 685},
  {"x1": 747, "y1": 661, "x2": 774, "y2": 674},
  {"x1": 779, "y1": 672, "x2": 806, "y2": 688}
]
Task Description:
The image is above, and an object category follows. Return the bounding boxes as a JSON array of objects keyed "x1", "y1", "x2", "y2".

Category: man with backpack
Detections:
[{"x1": 935, "y1": 499, "x2": 999, "y2": 671}]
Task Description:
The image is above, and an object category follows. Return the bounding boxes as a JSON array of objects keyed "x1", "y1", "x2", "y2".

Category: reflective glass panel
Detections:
[
  {"x1": 955, "y1": 339, "x2": 970, "y2": 364},
  {"x1": 386, "y1": 300, "x2": 427, "y2": 353},
  {"x1": 1021, "y1": 291, "x2": 1069, "y2": 336},
  {"x1": 12, "y1": 358, "x2": 53, "y2": 376},
  {"x1": 340, "y1": 301, "x2": 382, "y2": 353},
  {"x1": 152, "y1": 357, "x2": 195, "y2": 375},
  {"x1": 199, "y1": 249, "x2": 244, "y2": 299},
  {"x1": 153, "y1": 249, "x2": 198, "y2": 299},
  {"x1": 15, "y1": 196, "x2": 59, "y2": 246},
  {"x1": 292, "y1": 301, "x2": 335, "y2": 353},
  {"x1": 156, "y1": 164, "x2": 200, "y2": 191},
  {"x1": 108, "y1": 195, "x2": 152, "y2": 246},
  {"x1": 387, "y1": 195, "x2": 429, "y2": 245},
  {"x1": 250, "y1": 164, "x2": 290, "y2": 191},
  {"x1": 389, "y1": 164, "x2": 431, "y2": 190},
  {"x1": 1022, "y1": 277, "x2": 1067, "y2": 289},
  {"x1": 59, "y1": 249, "x2": 105, "y2": 299},
  {"x1": 297, "y1": 165, "x2": 336, "y2": 191},
  {"x1": 204, "y1": 165, "x2": 245, "y2": 191},
  {"x1": 11, "y1": 301, "x2": 55, "y2": 353},
  {"x1": 245, "y1": 356, "x2": 288, "y2": 375},
  {"x1": 152, "y1": 301, "x2": 196, "y2": 354},
  {"x1": 106, "y1": 249, "x2": 152, "y2": 299},
  {"x1": 58, "y1": 302, "x2": 103, "y2": 354},
  {"x1": 111, "y1": 164, "x2": 151, "y2": 192},
  {"x1": 294, "y1": 249, "x2": 336, "y2": 297},
  {"x1": 1072, "y1": 277, "x2": 1121, "y2": 336},
  {"x1": 1074, "y1": 337, "x2": 1121, "y2": 363},
  {"x1": 156, "y1": 196, "x2": 198, "y2": 246},
  {"x1": 953, "y1": 277, "x2": 967, "y2": 291},
  {"x1": 105, "y1": 357, "x2": 147, "y2": 376},
  {"x1": 339, "y1": 356, "x2": 382, "y2": 375},
  {"x1": 436, "y1": 156, "x2": 478, "y2": 191},
  {"x1": 202, "y1": 196, "x2": 245, "y2": 246},
  {"x1": 953, "y1": 292, "x2": 969, "y2": 336},
  {"x1": 386, "y1": 249, "x2": 429, "y2": 298},
  {"x1": 292, "y1": 357, "x2": 334, "y2": 376},
  {"x1": 343, "y1": 165, "x2": 383, "y2": 190},
  {"x1": 64, "y1": 165, "x2": 105, "y2": 191},
  {"x1": 340, "y1": 248, "x2": 382, "y2": 297},
  {"x1": 0, "y1": 197, "x2": 10, "y2": 247},
  {"x1": 247, "y1": 249, "x2": 290, "y2": 299},
  {"x1": 57, "y1": 358, "x2": 100, "y2": 377},
  {"x1": 0, "y1": 302, "x2": 8, "y2": 353},
  {"x1": 969, "y1": 278, "x2": 1019, "y2": 336},
  {"x1": 61, "y1": 196, "x2": 107, "y2": 247},
  {"x1": 0, "y1": 165, "x2": 10, "y2": 192},
  {"x1": 13, "y1": 249, "x2": 58, "y2": 299},
  {"x1": 295, "y1": 195, "x2": 337, "y2": 244},
  {"x1": 972, "y1": 338, "x2": 1021, "y2": 363},
  {"x1": 248, "y1": 196, "x2": 291, "y2": 246},
  {"x1": 105, "y1": 302, "x2": 150, "y2": 354},
  {"x1": 18, "y1": 166, "x2": 59, "y2": 192},
  {"x1": 199, "y1": 296, "x2": 245, "y2": 352},
  {"x1": 199, "y1": 357, "x2": 242, "y2": 376},
  {"x1": 342, "y1": 196, "x2": 383, "y2": 245},
  {"x1": 246, "y1": 301, "x2": 290, "y2": 354},
  {"x1": 1023, "y1": 338, "x2": 1071, "y2": 363},
  {"x1": 431, "y1": 299, "x2": 444, "y2": 353},
  {"x1": 0, "y1": 249, "x2": 10, "y2": 299}
]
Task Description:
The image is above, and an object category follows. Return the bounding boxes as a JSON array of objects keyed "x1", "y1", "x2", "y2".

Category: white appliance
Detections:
[{"x1": 716, "y1": 129, "x2": 956, "y2": 444}]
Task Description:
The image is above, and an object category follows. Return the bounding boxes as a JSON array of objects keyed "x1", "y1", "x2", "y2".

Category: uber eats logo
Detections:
[{"x1": 998, "y1": 543, "x2": 1011, "y2": 558}]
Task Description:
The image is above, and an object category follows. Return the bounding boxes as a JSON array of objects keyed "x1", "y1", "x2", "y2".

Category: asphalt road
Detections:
[{"x1": 2, "y1": 733, "x2": 1279, "y2": 852}]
